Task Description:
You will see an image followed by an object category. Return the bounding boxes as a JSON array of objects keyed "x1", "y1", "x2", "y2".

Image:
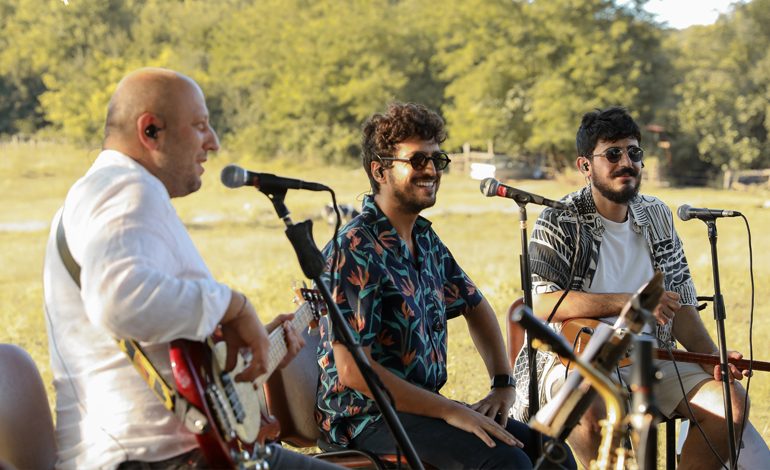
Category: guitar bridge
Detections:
[
  {"x1": 220, "y1": 372, "x2": 246, "y2": 424},
  {"x1": 206, "y1": 383, "x2": 236, "y2": 439}
]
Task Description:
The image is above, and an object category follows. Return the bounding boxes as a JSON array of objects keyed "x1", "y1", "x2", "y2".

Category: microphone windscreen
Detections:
[
  {"x1": 221, "y1": 164, "x2": 247, "y2": 188},
  {"x1": 480, "y1": 177, "x2": 498, "y2": 197},
  {"x1": 676, "y1": 204, "x2": 692, "y2": 221}
]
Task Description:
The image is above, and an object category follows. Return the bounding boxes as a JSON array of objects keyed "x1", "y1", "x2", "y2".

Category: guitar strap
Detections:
[{"x1": 55, "y1": 213, "x2": 206, "y2": 434}]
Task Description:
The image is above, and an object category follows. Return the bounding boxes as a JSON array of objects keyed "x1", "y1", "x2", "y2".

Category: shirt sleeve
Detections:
[
  {"x1": 321, "y1": 226, "x2": 383, "y2": 347},
  {"x1": 440, "y1": 242, "x2": 483, "y2": 319},
  {"x1": 70, "y1": 170, "x2": 230, "y2": 343},
  {"x1": 661, "y1": 207, "x2": 698, "y2": 306},
  {"x1": 529, "y1": 208, "x2": 572, "y2": 292}
]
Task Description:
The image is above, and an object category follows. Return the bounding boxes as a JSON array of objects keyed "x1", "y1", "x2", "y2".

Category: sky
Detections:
[{"x1": 637, "y1": 0, "x2": 743, "y2": 29}]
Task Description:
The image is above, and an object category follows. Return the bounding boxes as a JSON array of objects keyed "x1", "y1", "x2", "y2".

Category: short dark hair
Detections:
[
  {"x1": 576, "y1": 106, "x2": 641, "y2": 157},
  {"x1": 361, "y1": 102, "x2": 447, "y2": 193}
]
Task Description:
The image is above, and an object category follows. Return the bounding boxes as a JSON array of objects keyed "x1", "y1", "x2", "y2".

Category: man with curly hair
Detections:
[{"x1": 315, "y1": 103, "x2": 575, "y2": 469}]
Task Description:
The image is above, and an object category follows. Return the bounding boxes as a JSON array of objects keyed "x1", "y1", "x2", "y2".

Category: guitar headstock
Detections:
[{"x1": 294, "y1": 287, "x2": 327, "y2": 327}]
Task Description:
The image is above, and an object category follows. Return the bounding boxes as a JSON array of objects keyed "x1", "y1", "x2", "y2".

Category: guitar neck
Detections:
[
  {"x1": 655, "y1": 349, "x2": 770, "y2": 372},
  {"x1": 559, "y1": 318, "x2": 770, "y2": 373},
  {"x1": 260, "y1": 302, "x2": 314, "y2": 384}
]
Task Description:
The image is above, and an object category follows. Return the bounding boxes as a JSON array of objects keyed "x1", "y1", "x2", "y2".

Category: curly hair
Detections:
[
  {"x1": 576, "y1": 106, "x2": 641, "y2": 157},
  {"x1": 361, "y1": 102, "x2": 447, "y2": 193}
]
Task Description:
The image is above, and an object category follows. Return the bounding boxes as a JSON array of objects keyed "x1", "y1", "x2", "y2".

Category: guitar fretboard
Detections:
[{"x1": 256, "y1": 299, "x2": 315, "y2": 385}]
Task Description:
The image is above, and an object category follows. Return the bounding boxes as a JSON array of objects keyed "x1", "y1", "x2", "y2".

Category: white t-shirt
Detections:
[
  {"x1": 586, "y1": 214, "x2": 654, "y2": 332},
  {"x1": 43, "y1": 150, "x2": 231, "y2": 469}
]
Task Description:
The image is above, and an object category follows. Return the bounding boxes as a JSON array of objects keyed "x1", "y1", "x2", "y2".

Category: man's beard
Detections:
[
  {"x1": 592, "y1": 167, "x2": 641, "y2": 204},
  {"x1": 389, "y1": 175, "x2": 438, "y2": 215}
]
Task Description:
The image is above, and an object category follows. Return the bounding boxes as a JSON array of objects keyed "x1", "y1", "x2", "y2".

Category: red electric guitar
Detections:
[{"x1": 168, "y1": 288, "x2": 325, "y2": 468}]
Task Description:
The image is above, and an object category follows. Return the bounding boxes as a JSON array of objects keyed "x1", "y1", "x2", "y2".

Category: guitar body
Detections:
[
  {"x1": 170, "y1": 338, "x2": 276, "y2": 468},
  {"x1": 558, "y1": 318, "x2": 630, "y2": 368},
  {"x1": 168, "y1": 288, "x2": 324, "y2": 468},
  {"x1": 169, "y1": 339, "x2": 235, "y2": 467}
]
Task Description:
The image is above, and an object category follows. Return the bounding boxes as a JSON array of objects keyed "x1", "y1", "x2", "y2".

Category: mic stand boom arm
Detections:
[{"x1": 263, "y1": 189, "x2": 424, "y2": 470}]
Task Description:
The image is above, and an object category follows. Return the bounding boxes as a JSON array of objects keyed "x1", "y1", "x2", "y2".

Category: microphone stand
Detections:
[
  {"x1": 630, "y1": 335, "x2": 660, "y2": 470},
  {"x1": 701, "y1": 218, "x2": 738, "y2": 468},
  {"x1": 514, "y1": 200, "x2": 545, "y2": 462},
  {"x1": 262, "y1": 189, "x2": 424, "y2": 470}
]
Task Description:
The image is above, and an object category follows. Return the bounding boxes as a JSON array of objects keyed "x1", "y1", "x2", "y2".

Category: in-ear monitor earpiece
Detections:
[{"x1": 144, "y1": 124, "x2": 160, "y2": 139}]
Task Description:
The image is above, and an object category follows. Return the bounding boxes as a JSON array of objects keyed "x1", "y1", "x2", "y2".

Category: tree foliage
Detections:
[
  {"x1": 665, "y1": 0, "x2": 770, "y2": 173},
  {"x1": 0, "y1": 0, "x2": 767, "y2": 177}
]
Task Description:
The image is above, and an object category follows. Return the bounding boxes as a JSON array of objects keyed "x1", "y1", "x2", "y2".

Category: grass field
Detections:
[{"x1": 2, "y1": 140, "x2": 769, "y2": 460}]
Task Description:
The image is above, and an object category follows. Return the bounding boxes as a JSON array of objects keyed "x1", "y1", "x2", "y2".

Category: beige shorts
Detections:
[{"x1": 543, "y1": 358, "x2": 712, "y2": 418}]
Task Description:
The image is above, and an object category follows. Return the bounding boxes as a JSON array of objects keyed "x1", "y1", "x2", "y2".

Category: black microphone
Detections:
[
  {"x1": 221, "y1": 164, "x2": 328, "y2": 192},
  {"x1": 480, "y1": 177, "x2": 569, "y2": 210},
  {"x1": 677, "y1": 204, "x2": 741, "y2": 221}
]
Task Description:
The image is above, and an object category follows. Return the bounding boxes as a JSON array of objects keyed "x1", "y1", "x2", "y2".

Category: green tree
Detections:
[
  {"x1": 427, "y1": 0, "x2": 534, "y2": 154},
  {"x1": 210, "y1": 0, "x2": 442, "y2": 164},
  {"x1": 427, "y1": 0, "x2": 668, "y2": 168},
  {"x1": 524, "y1": 0, "x2": 667, "y2": 167},
  {"x1": 0, "y1": 0, "x2": 53, "y2": 135},
  {"x1": 666, "y1": 0, "x2": 770, "y2": 174}
]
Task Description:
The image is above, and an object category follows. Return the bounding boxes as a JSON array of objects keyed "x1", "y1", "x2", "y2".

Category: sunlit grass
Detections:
[{"x1": 2, "y1": 141, "x2": 768, "y2": 459}]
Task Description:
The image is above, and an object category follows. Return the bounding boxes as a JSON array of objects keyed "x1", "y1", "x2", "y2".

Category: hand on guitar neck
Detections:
[{"x1": 263, "y1": 312, "x2": 306, "y2": 371}]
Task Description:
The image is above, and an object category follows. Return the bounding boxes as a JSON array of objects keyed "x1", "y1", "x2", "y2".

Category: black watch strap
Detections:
[{"x1": 490, "y1": 374, "x2": 515, "y2": 389}]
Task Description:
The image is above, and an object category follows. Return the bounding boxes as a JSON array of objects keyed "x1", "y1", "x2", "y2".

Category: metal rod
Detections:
[{"x1": 706, "y1": 220, "x2": 737, "y2": 468}]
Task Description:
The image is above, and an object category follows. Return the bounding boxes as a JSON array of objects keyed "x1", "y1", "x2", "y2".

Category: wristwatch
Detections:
[{"x1": 490, "y1": 374, "x2": 515, "y2": 389}]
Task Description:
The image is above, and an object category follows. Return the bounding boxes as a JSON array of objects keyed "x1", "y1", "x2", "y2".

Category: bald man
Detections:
[{"x1": 43, "y1": 68, "x2": 340, "y2": 469}]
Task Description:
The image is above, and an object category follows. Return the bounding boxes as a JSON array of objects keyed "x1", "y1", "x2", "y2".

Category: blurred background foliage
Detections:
[{"x1": 2, "y1": 0, "x2": 769, "y2": 178}]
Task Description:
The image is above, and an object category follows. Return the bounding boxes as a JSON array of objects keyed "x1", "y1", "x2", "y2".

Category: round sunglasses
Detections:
[
  {"x1": 588, "y1": 145, "x2": 644, "y2": 163},
  {"x1": 378, "y1": 151, "x2": 451, "y2": 171}
]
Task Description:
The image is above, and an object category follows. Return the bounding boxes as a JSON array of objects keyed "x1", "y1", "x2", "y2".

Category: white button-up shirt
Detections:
[{"x1": 43, "y1": 150, "x2": 231, "y2": 469}]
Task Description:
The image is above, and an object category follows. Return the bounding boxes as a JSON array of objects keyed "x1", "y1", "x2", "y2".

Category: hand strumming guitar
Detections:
[{"x1": 653, "y1": 291, "x2": 681, "y2": 325}]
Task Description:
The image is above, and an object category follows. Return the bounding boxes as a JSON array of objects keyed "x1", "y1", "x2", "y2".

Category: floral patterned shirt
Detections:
[{"x1": 315, "y1": 195, "x2": 483, "y2": 446}]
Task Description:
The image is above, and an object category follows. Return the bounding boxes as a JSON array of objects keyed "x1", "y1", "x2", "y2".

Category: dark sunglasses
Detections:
[
  {"x1": 379, "y1": 151, "x2": 451, "y2": 171},
  {"x1": 588, "y1": 145, "x2": 644, "y2": 163}
]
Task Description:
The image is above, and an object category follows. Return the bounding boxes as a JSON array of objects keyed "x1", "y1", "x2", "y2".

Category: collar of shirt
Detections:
[
  {"x1": 563, "y1": 186, "x2": 649, "y2": 236},
  {"x1": 89, "y1": 149, "x2": 171, "y2": 199},
  {"x1": 360, "y1": 194, "x2": 432, "y2": 259}
]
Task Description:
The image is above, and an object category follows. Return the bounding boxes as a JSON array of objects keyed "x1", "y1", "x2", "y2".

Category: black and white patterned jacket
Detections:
[
  {"x1": 511, "y1": 186, "x2": 698, "y2": 420},
  {"x1": 529, "y1": 185, "x2": 698, "y2": 346}
]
